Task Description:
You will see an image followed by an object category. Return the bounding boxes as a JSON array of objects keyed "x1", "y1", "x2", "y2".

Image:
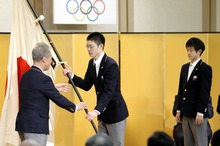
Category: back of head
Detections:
[
  {"x1": 147, "y1": 131, "x2": 174, "y2": 146},
  {"x1": 32, "y1": 42, "x2": 51, "y2": 62},
  {"x1": 211, "y1": 129, "x2": 220, "y2": 146},
  {"x1": 19, "y1": 139, "x2": 41, "y2": 146},
  {"x1": 85, "y1": 133, "x2": 113, "y2": 146},
  {"x1": 185, "y1": 37, "x2": 205, "y2": 54}
]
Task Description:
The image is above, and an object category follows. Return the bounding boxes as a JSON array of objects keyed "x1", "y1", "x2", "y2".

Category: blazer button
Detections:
[
  {"x1": 97, "y1": 92, "x2": 99, "y2": 95},
  {"x1": 183, "y1": 97, "x2": 186, "y2": 100},
  {"x1": 184, "y1": 89, "x2": 187, "y2": 92}
]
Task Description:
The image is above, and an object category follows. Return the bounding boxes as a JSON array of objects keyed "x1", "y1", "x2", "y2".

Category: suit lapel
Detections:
[
  {"x1": 184, "y1": 63, "x2": 190, "y2": 83},
  {"x1": 97, "y1": 54, "x2": 108, "y2": 79},
  {"x1": 184, "y1": 60, "x2": 203, "y2": 88},
  {"x1": 188, "y1": 60, "x2": 202, "y2": 82}
]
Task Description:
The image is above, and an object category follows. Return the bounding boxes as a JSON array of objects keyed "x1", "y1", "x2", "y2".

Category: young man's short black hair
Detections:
[
  {"x1": 87, "y1": 32, "x2": 105, "y2": 47},
  {"x1": 185, "y1": 37, "x2": 205, "y2": 55},
  {"x1": 147, "y1": 131, "x2": 174, "y2": 146},
  {"x1": 211, "y1": 129, "x2": 220, "y2": 146}
]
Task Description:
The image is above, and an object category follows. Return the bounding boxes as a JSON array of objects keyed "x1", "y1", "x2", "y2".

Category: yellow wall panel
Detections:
[
  {"x1": 208, "y1": 34, "x2": 220, "y2": 132},
  {"x1": 0, "y1": 34, "x2": 10, "y2": 115},
  {"x1": 50, "y1": 34, "x2": 75, "y2": 146},
  {"x1": 72, "y1": 34, "x2": 97, "y2": 146},
  {"x1": 120, "y1": 34, "x2": 164, "y2": 146}
]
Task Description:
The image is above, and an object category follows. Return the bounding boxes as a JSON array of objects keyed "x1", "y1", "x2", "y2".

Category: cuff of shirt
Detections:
[
  {"x1": 197, "y1": 112, "x2": 204, "y2": 117},
  {"x1": 94, "y1": 110, "x2": 100, "y2": 115},
  {"x1": 75, "y1": 105, "x2": 78, "y2": 111},
  {"x1": 176, "y1": 110, "x2": 180, "y2": 113},
  {"x1": 71, "y1": 74, "x2": 74, "y2": 79}
]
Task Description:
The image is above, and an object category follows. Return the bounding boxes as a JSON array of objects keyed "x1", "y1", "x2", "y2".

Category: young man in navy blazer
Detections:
[
  {"x1": 175, "y1": 37, "x2": 212, "y2": 146},
  {"x1": 63, "y1": 32, "x2": 129, "y2": 146},
  {"x1": 15, "y1": 42, "x2": 88, "y2": 146}
]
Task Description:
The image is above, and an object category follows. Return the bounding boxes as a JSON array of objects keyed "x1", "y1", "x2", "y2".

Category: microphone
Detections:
[{"x1": 35, "y1": 15, "x2": 45, "y2": 23}]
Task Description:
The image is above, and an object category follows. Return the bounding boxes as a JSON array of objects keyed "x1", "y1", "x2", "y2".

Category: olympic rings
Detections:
[
  {"x1": 87, "y1": 6, "x2": 99, "y2": 22},
  {"x1": 93, "y1": 0, "x2": 105, "y2": 15},
  {"x1": 66, "y1": 0, "x2": 79, "y2": 14},
  {"x1": 66, "y1": 0, "x2": 106, "y2": 22},
  {"x1": 73, "y1": 6, "x2": 86, "y2": 22},
  {"x1": 80, "y1": 0, "x2": 92, "y2": 15}
]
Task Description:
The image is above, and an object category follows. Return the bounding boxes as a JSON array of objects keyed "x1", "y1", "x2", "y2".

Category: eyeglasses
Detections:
[{"x1": 85, "y1": 45, "x2": 97, "y2": 49}]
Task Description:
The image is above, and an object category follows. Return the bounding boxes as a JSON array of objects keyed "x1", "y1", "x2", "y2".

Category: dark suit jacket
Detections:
[
  {"x1": 72, "y1": 53, "x2": 129, "y2": 124},
  {"x1": 16, "y1": 66, "x2": 76, "y2": 134},
  {"x1": 176, "y1": 60, "x2": 212, "y2": 118},
  {"x1": 216, "y1": 95, "x2": 220, "y2": 114},
  {"x1": 173, "y1": 95, "x2": 214, "y2": 118}
]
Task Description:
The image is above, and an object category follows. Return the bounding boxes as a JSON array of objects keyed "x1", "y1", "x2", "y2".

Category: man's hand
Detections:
[
  {"x1": 195, "y1": 115, "x2": 204, "y2": 125},
  {"x1": 176, "y1": 112, "x2": 181, "y2": 123},
  {"x1": 63, "y1": 67, "x2": 73, "y2": 77},
  {"x1": 76, "y1": 102, "x2": 88, "y2": 111},
  {"x1": 55, "y1": 83, "x2": 70, "y2": 92},
  {"x1": 86, "y1": 111, "x2": 99, "y2": 121}
]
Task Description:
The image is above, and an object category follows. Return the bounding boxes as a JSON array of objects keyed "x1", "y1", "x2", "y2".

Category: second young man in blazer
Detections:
[
  {"x1": 175, "y1": 37, "x2": 212, "y2": 146},
  {"x1": 63, "y1": 32, "x2": 129, "y2": 146}
]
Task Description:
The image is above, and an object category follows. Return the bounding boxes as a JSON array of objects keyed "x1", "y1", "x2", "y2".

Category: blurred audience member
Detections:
[
  {"x1": 147, "y1": 131, "x2": 174, "y2": 146},
  {"x1": 85, "y1": 133, "x2": 113, "y2": 146}
]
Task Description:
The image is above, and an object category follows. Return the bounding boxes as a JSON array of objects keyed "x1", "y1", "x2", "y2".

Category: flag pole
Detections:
[{"x1": 26, "y1": 0, "x2": 98, "y2": 133}]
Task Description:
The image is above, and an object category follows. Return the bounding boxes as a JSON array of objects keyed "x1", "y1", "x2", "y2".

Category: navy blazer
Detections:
[
  {"x1": 72, "y1": 53, "x2": 129, "y2": 124},
  {"x1": 15, "y1": 66, "x2": 76, "y2": 134},
  {"x1": 176, "y1": 60, "x2": 212, "y2": 118}
]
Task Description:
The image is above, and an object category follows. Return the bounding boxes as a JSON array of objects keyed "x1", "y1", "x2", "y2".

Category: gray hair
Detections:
[
  {"x1": 32, "y1": 42, "x2": 51, "y2": 62},
  {"x1": 85, "y1": 133, "x2": 113, "y2": 146}
]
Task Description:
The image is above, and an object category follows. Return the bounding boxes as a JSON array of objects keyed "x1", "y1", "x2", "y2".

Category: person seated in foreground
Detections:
[
  {"x1": 85, "y1": 133, "x2": 113, "y2": 146},
  {"x1": 211, "y1": 129, "x2": 220, "y2": 146},
  {"x1": 147, "y1": 131, "x2": 175, "y2": 146}
]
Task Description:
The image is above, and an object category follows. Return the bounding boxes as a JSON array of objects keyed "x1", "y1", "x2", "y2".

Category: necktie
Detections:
[{"x1": 94, "y1": 63, "x2": 98, "y2": 77}]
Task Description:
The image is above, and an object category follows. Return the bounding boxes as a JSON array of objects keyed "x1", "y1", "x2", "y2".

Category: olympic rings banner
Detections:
[{"x1": 53, "y1": 0, "x2": 117, "y2": 24}]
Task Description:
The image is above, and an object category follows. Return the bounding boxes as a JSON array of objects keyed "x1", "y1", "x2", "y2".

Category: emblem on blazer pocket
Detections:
[{"x1": 193, "y1": 75, "x2": 197, "y2": 81}]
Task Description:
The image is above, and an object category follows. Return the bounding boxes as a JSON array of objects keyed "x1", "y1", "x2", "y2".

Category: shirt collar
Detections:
[
  {"x1": 33, "y1": 65, "x2": 44, "y2": 72},
  {"x1": 94, "y1": 52, "x2": 105, "y2": 66},
  {"x1": 190, "y1": 58, "x2": 201, "y2": 67}
]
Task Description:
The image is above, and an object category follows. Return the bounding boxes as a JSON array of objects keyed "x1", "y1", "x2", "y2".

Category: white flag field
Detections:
[{"x1": 0, "y1": 0, "x2": 58, "y2": 145}]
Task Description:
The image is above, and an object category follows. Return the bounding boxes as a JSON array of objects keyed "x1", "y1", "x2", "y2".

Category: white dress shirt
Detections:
[
  {"x1": 187, "y1": 58, "x2": 201, "y2": 81},
  {"x1": 93, "y1": 52, "x2": 105, "y2": 77}
]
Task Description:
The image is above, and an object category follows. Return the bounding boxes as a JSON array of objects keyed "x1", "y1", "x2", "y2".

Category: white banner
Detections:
[
  {"x1": 53, "y1": 0, "x2": 117, "y2": 24},
  {"x1": 0, "y1": 0, "x2": 12, "y2": 32}
]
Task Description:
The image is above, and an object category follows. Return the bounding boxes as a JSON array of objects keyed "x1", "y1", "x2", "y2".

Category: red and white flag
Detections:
[{"x1": 0, "y1": 0, "x2": 57, "y2": 145}]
